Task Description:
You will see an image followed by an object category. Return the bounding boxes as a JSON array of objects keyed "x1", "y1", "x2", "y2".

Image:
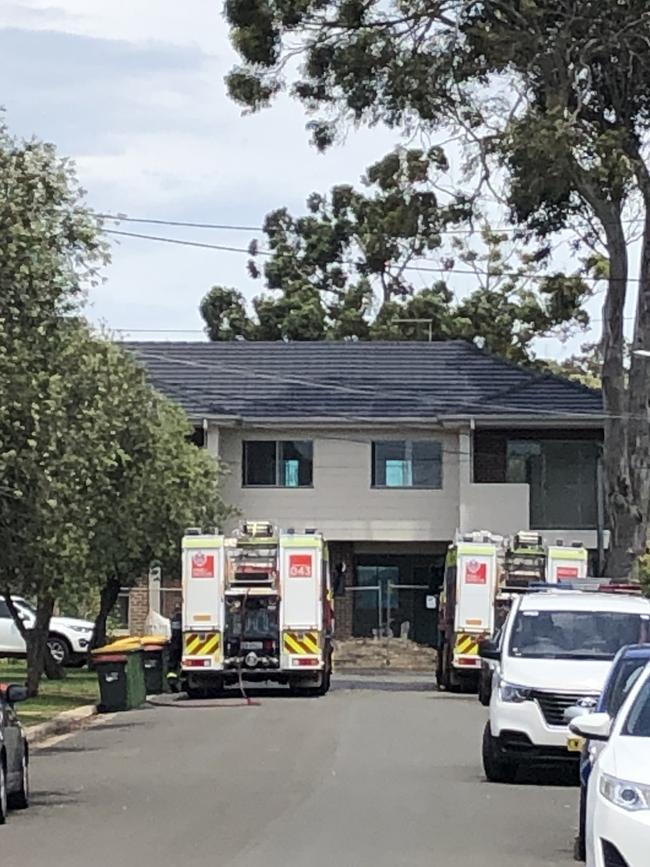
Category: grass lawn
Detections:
[{"x1": 0, "y1": 661, "x2": 98, "y2": 726}]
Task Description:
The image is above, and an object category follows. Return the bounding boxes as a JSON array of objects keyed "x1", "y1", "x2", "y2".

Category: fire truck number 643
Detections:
[{"x1": 289, "y1": 554, "x2": 312, "y2": 578}]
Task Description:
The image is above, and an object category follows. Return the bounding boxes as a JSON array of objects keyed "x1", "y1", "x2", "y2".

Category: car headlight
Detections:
[
  {"x1": 69, "y1": 625, "x2": 93, "y2": 634},
  {"x1": 600, "y1": 773, "x2": 650, "y2": 812},
  {"x1": 499, "y1": 681, "x2": 532, "y2": 703}
]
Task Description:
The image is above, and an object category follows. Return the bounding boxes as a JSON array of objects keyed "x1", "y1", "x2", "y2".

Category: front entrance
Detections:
[{"x1": 352, "y1": 554, "x2": 445, "y2": 646}]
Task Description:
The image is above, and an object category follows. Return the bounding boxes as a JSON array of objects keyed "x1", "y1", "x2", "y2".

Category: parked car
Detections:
[
  {"x1": 0, "y1": 683, "x2": 29, "y2": 823},
  {"x1": 570, "y1": 662, "x2": 650, "y2": 867},
  {"x1": 0, "y1": 596, "x2": 94, "y2": 666},
  {"x1": 565, "y1": 644, "x2": 650, "y2": 861},
  {"x1": 480, "y1": 590, "x2": 650, "y2": 783}
]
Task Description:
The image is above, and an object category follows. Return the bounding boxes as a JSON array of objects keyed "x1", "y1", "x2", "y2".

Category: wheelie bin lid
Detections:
[
  {"x1": 92, "y1": 637, "x2": 142, "y2": 655},
  {"x1": 139, "y1": 635, "x2": 169, "y2": 647}
]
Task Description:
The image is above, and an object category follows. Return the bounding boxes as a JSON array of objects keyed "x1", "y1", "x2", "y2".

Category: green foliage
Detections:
[
  {"x1": 544, "y1": 343, "x2": 602, "y2": 389},
  {"x1": 200, "y1": 153, "x2": 591, "y2": 363},
  {"x1": 0, "y1": 120, "x2": 230, "y2": 690},
  {"x1": 224, "y1": 0, "x2": 650, "y2": 575}
]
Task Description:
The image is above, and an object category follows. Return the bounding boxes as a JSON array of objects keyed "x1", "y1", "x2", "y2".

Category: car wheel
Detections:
[
  {"x1": 482, "y1": 722, "x2": 518, "y2": 784},
  {"x1": 8, "y1": 750, "x2": 29, "y2": 811},
  {"x1": 0, "y1": 758, "x2": 7, "y2": 825},
  {"x1": 47, "y1": 635, "x2": 71, "y2": 666}
]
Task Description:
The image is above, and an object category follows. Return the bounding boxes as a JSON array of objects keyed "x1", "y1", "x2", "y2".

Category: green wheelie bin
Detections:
[
  {"x1": 92, "y1": 640, "x2": 147, "y2": 712},
  {"x1": 140, "y1": 636, "x2": 171, "y2": 695}
]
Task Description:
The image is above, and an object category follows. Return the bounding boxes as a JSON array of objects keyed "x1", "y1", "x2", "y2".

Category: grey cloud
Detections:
[{"x1": 0, "y1": 27, "x2": 216, "y2": 152}]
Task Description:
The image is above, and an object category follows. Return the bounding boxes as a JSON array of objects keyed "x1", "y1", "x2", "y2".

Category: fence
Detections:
[{"x1": 337, "y1": 582, "x2": 435, "y2": 643}]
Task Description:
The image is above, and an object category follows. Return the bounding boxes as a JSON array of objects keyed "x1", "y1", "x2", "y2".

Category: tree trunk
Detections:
[
  {"x1": 4, "y1": 591, "x2": 64, "y2": 686},
  {"x1": 598, "y1": 209, "x2": 635, "y2": 576},
  {"x1": 622, "y1": 160, "x2": 650, "y2": 576},
  {"x1": 25, "y1": 596, "x2": 55, "y2": 697},
  {"x1": 91, "y1": 576, "x2": 121, "y2": 651}
]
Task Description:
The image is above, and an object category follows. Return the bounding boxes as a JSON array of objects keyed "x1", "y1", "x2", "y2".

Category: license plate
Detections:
[
  {"x1": 567, "y1": 736, "x2": 584, "y2": 753},
  {"x1": 241, "y1": 641, "x2": 263, "y2": 650}
]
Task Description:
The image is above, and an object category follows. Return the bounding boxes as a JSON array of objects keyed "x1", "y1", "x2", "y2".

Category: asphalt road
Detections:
[{"x1": 2, "y1": 674, "x2": 577, "y2": 867}]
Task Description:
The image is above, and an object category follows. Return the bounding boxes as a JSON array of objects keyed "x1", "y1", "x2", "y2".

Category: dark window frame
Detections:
[
  {"x1": 242, "y1": 440, "x2": 314, "y2": 488},
  {"x1": 371, "y1": 440, "x2": 443, "y2": 490}
]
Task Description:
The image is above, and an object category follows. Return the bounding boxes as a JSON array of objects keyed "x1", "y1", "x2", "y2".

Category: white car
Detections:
[
  {"x1": 480, "y1": 590, "x2": 650, "y2": 783},
  {"x1": 0, "y1": 596, "x2": 95, "y2": 666},
  {"x1": 571, "y1": 662, "x2": 650, "y2": 867}
]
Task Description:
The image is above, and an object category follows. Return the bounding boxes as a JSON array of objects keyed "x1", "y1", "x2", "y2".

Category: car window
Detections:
[
  {"x1": 604, "y1": 658, "x2": 649, "y2": 716},
  {"x1": 509, "y1": 610, "x2": 650, "y2": 660},
  {"x1": 0, "y1": 599, "x2": 10, "y2": 618},
  {"x1": 623, "y1": 679, "x2": 650, "y2": 737}
]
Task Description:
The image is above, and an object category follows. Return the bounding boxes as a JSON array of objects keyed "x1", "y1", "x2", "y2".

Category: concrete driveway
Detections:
[{"x1": 1, "y1": 674, "x2": 577, "y2": 867}]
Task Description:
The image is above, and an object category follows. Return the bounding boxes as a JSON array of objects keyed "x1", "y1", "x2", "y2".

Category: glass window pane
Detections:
[
  {"x1": 243, "y1": 441, "x2": 277, "y2": 486},
  {"x1": 624, "y1": 680, "x2": 650, "y2": 738},
  {"x1": 412, "y1": 441, "x2": 442, "y2": 488},
  {"x1": 281, "y1": 441, "x2": 313, "y2": 487},
  {"x1": 373, "y1": 441, "x2": 441, "y2": 488},
  {"x1": 385, "y1": 459, "x2": 412, "y2": 487},
  {"x1": 507, "y1": 439, "x2": 597, "y2": 529},
  {"x1": 0, "y1": 600, "x2": 9, "y2": 618}
]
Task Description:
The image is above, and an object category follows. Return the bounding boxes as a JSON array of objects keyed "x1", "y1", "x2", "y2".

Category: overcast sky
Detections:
[{"x1": 1, "y1": 1, "x2": 624, "y2": 357}]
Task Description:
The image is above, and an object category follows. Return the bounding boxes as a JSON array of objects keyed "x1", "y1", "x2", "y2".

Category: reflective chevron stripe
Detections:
[
  {"x1": 183, "y1": 632, "x2": 221, "y2": 657},
  {"x1": 283, "y1": 631, "x2": 320, "y2": 655},
  {"x1": 454, "y1": 634, "x2": 479, "y2": 656}
]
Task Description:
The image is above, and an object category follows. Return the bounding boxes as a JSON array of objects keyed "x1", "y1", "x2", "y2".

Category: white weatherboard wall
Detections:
[{"x1": 213, "y1": 426, "x2": 461, "y2": 542}]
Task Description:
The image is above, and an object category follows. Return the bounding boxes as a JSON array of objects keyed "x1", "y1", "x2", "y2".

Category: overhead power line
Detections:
[
  {"x1": 99, "y1": 214, "x2": 262, "y2": 233},
  {"x1": 99, "y1": 212, "x2": 649, "y2": 236},
  {"x1": 104, "y1": 229, "x2": 252, "y2": 256},
  {"x1": 104, "y1": 228, "x2": 629, "y2": 284}
]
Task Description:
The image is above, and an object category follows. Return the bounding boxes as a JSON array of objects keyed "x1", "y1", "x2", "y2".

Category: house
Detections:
[{"x1": 126, "y1": 340, "x2": 604, "y2": 644}]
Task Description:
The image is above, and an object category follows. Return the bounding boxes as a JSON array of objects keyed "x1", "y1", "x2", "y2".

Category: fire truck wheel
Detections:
[
  {"x1": 478, "y1": 669, "x2": 492, "y2": 706},
  {"x1": 482, "y1": 723, "x2": 518, "y2": 784},
  {"x1": 435, "y1": 641, "x2": 448, "y2": 690}
]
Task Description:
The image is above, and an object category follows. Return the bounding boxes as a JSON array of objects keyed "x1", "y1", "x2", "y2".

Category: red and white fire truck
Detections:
[
  {"x1": 181, "y1": 521, "x2": 334, "y2": 698},
  {"x1": 436, "y1": 531, "x2": 588, "y2": 693}
]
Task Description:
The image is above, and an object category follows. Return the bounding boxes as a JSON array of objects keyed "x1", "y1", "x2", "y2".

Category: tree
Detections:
[
  {"x1": 224, "y1": 1, "x2": 650, "y2": 576},
  {"x1": 201, "y1": 152, "x2": 591, "y2": 364},
  {"x1": 0, "y1": 120, "x2": 232, "y2": 694},
  {"x1": 0, "y1": 120, "x2": 109, "y2": 692},
  {"x1": 546, "y1": 344, "x2": 602, "y2": 390},
  {"x1": 86, "y1": 345, "x2": 231, "y2": 650},
  {"x1": 0, "y1": 322, "x2": 131, "y2": 694}
]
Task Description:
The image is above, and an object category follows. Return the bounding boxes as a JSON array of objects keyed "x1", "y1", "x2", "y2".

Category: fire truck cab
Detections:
[{"x1": 181, "y1": 522, "x2": 333, "y2": 698}]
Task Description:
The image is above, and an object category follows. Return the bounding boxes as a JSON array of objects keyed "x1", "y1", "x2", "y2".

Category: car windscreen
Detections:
[
  {"x1": 509, "y1": 610, "x2": 650, "y2": 660},
  {"x1": 623, "y1": 677, "x2": 650, "y2": 737}
]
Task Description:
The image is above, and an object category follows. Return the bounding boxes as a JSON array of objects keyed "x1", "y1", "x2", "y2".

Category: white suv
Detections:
[
  {"x1": 481, "y1": 590, "x2": 650, "y2": 783},
  {"x1": 0, "y1": 596, "x2": 95, "y2": 666}
]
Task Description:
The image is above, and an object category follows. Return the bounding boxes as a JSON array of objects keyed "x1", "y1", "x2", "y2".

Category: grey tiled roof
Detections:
[{"x1": 123, "y1": 341, "x2": 603, "y2": 421}]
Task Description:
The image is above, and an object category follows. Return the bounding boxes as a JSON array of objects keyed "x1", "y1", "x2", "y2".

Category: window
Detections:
[
  {"x1": 0, "y1": 600, "x2": 9, "y2": 619},
  {"x1": 372, "y1": 441, "x2": 442, "y2": 489},
  {"x1": 506, "y1": 439, "x2": 598, "y2": 529},
  {"x1": 624, "y1": 678, "x2": 650, "y2": 737},
  {"x1": 243, "y1": 440, "x2": 313, "y2": 487},
  {"x1": 509, "y1": 610, "x2": 649, "y2": 660}
]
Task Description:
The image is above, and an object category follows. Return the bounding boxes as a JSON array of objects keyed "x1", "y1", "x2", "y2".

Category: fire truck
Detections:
[
  {"x1": 181, "y1": 522, "x2": 334, "y2": 698},
  {"x1": 436, "y1": 530, "x2": 588, "y2": 693}
]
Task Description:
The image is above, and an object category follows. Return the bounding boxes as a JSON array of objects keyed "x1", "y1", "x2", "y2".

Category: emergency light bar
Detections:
[{"x1": 500, "y1": 579, "x2": 642, "y2": 595}]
